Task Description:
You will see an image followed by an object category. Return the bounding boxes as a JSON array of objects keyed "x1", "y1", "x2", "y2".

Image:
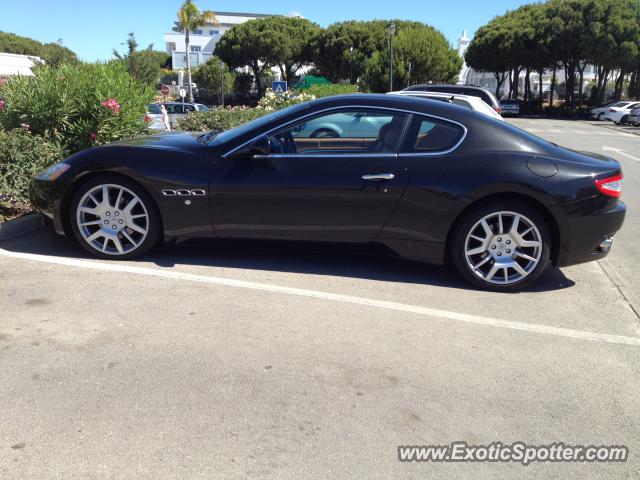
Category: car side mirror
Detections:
[{"x1": 249, "y1": 135, "x2": 271, "y2": 157}]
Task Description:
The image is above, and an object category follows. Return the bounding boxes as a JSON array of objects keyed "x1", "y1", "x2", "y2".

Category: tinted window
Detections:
[
  {"x1": 164, "y1": 104, "x2": 181, "y2": 114},
  {"x1": 406, "y1": 116, "x2": 464, "y2": 152},
  {"x1": 211, "y1": 102, "x2": 311, "y2": 146},
  {"x1": 269, "y1": 109, "x2": 408, "y2": 155},
  {"x1": 147, "y1": 104, "x2": 162, "y2": 114}
]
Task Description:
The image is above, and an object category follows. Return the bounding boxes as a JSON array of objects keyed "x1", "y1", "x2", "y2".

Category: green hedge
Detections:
[
  {"x1": 175, "y1": 107, "x2": 267, "y2": 132},
  {"x1": 0, "y1": 129, "x2": 65, "y2": 202},
  {"x1": 303, "y1": 83, "x2": 358, "y2": 98}
]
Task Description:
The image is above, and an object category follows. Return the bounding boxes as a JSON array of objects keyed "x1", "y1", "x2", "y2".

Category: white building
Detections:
[
  {"x1": 165, "y1": 11, "x2": 272, "y2": 70},
  {"x1": 457, "y1": 30, "x2": 599, "y2": 99},
  {"x1": 0, "y1": 52, "x2": 42, "y2": 78}
]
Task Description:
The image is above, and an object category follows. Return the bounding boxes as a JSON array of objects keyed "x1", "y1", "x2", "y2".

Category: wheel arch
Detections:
[
  {"x1": 445, "y1": 192, "x2": 562, "y2": 266},
  {"x1": 60, "y1": 170, "x2": 163, "y2": 240}
]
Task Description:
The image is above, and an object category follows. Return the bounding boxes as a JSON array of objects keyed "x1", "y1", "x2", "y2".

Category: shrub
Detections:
[
  {"x1": 544, "y1": 104, "x2": 588, "y2": 119},
  {"x1": 175, "y1": 106, "x2": 267, "y2": 132},
  {"x1": 257, "y1": 88, "x2": 315, "y2": 110},
  {"x1": 0, "y1": 129, "x2": 66, "y2": 202},
  {"x1": 0, "y1": 61, "x2": 154, "y2": 153},
  {"x1": 302, "y1": 83, "x2": 358, "y2": 98}
]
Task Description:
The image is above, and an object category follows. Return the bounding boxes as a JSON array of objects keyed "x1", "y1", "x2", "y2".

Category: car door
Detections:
[{"x1": 209, "y1": 108, "x2": 409, "y2": 242}]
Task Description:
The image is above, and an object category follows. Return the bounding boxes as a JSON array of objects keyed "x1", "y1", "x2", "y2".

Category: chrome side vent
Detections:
[
  {"x1": 161, "y1": 189, "x2": 177, "y2": 196},
  {"x1": 176, "y1": 189, "x2": 192, "y2": 196},
  {"x1": 191, "y1": 189, "x2": 206, "y2": 196}
]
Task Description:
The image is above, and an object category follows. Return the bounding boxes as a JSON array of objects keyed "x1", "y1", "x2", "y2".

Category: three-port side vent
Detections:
[{"x1": 161, "y1": 189, "x2": 206, "y2": 197}]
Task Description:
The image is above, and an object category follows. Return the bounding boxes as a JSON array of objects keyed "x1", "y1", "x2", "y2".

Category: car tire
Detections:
[
  {"x1": 450, "y1": 200, "x2": 551, "y2": 292},
  {"x1": 70, "y1": 174, "x2": 161, "y2": 260},
  {"x1": 621, "y1": 115, "x2": 629, "y2": 125},
  {"x1": 597, "y1": 112, "x2": 604, "y2": 121}
]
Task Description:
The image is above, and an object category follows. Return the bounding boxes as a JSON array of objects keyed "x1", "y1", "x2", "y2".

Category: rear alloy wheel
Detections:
[
  {"x1": 70, "y1": 175, "x2": 160, "y2": 259},
  {"x1": 451, "y1": 202, "x2": 551, "y2": 291},
  {"x1": 597, "y1": 112, "x2": 605, "y2": 121}
]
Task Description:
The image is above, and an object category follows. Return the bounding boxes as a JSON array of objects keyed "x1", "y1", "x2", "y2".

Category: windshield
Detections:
[
  {"x1": 147, "y1": 104, "x2": 162, "y2": 114},
  {"x1": 210, "y1": 102, "x2": 311, "y2": 146}
]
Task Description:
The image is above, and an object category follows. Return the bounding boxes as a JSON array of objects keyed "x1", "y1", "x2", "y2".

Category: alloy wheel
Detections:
[
  {"x1": 76, "y1": 184, "x2": 149, "y2": 255},
  {"x1": 464, "y1": 211, "x2": 542, "y2": 285}
]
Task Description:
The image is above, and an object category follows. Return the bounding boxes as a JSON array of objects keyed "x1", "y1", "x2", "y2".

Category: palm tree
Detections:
[{"x1": 176, "y1": 0, "x2": 217, "y2": 102}]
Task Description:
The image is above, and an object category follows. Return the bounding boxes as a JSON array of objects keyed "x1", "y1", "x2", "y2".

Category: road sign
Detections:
[
  {"x1": 272, "y1": 81, "x2": 287, "y2": 94},
  {"x1": 179, "y1": 88, "x2": 186, "y2": 99},
  {"x1": 160, "y1": 84, "x2": 170, "y2": 96}
]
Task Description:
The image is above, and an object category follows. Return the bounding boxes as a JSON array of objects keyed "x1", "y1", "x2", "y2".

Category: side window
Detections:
[
  {"x1": 267, "y1": 110, "x2": 408, "y2": 155},
  {"x1": 164, "y1": 104, "x2": 177, "y2": 114},
  {"x1": 405, "y1": 116, "x2": 465, "y2": 153},
  {"x1": 184, "y1": 105, "x2": 196, "y2": 113}
]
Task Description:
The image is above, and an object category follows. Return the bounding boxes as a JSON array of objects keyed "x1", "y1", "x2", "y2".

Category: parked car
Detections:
[
  {"x1": 162, "y1": 102, "x2": 209, "y2": 128},
  {"x1": 144, "y1": 104, "x2": 166, "y2": 131},
  {"x1": 389, "y1": 91, "x2": 504, "y2": 121},
  {"x1": 589, "y1": 101, "x2": 632, "y2": 121},
  {"x1": 403, "y1": 84, "x2": 501, "y2": 113},
  {"x1": 627, "y1": 106, "x2": 640, "y2": 126},
  {"x1": 603, "y1": 102, "x2": 640, "y2": 125},
  {"x1": 499, "y1": 99, "x2": 520, "y2": 116},
  {"x1": 30, "y1": 94, "x2": 625, "y2": 292}
]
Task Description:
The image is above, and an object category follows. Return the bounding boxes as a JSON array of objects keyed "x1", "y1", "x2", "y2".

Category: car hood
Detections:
[{"x1": 105, "y1": 132, "x2": 206, "y2": 152}]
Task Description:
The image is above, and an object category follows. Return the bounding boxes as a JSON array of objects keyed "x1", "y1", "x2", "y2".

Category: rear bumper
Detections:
[{"x1": 556, "y1": 200, "x2": 626, "y2": 267}]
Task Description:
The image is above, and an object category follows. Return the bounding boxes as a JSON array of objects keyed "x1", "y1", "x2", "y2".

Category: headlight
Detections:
[{"x1": 35, "y1": 163, "x2": 71, "y2": 181}]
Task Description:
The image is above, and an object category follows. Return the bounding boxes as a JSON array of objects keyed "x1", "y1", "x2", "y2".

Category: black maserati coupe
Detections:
[{"x1": 30, "y1": 94, "x2": 625, "y2": 291}]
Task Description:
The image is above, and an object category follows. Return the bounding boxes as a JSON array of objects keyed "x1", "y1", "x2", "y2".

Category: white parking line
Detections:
[{"x1": 2, "y1": 247, "x2": 639, "y2": 347}]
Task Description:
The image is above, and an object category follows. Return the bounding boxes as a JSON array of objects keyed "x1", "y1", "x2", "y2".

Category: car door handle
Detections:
[{"x1": 362, "y1": 173, "x2": 395, "y2": 181}]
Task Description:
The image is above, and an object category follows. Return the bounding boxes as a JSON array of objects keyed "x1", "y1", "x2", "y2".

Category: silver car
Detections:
[
  {"x1": 144, "y1": 104, "x2": 167, "y2": 131},
  {"x1": 162, "y1": 102, "x2": 209, "y2": 128}
]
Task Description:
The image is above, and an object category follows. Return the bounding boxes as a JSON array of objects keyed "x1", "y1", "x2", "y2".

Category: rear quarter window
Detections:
[{"x1": 403, "y1": 116, "x2": 465, "y2": 153}]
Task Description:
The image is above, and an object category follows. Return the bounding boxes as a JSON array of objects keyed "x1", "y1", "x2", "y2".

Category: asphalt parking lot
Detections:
[{"x1": 1, "y1": 118, "x2": 639, "y2": 479}]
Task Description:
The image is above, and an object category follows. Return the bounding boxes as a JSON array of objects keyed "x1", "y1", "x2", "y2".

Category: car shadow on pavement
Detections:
[{"x1": 1, "y1": 227, "x2": 576, "y2": 293}]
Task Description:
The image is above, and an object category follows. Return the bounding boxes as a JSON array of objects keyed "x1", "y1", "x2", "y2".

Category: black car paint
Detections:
[{"x1": 30, "y1": 94, "x2": 625, "y2": 268}]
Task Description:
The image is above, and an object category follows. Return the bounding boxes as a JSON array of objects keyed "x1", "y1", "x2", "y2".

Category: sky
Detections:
[{"x1": 0, "y1": 0, "x2": 527, "y2": 61}]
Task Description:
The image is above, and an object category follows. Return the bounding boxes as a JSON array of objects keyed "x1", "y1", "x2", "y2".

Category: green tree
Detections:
[
  {"x1": 465, "y1": 22, "x2": 511, "y2": 99},
  {"x1": 192, "y1": 56, "x2": 235, "y2": 103},
  {"x1": 315, "y1": 20, "x2": 460, "y2": 92},
  {"x1": 215, "y1": 19, "x2": 272, "y2": 96},
  {"x1": 176, "y1": 0, "x2": 217, "y2": 102},
  {"x1": 113, "y1": 33, "x2": 162, "y2": 87},
  {"x1": 0, "y1": 32, "x2": 78, "y2": 67}
]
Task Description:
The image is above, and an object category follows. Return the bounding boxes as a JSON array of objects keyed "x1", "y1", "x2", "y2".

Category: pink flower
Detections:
[
  {"x1": 101, "y1": 98, "x2": 120, "y2": 114},
  {"x1": 90, "y1": 132, "x2": 97, "y2": 141},
  {"x1": 0, "y1": 100, "x2": 5, "y2": 111},
  {"x1": 20, "y1": 123, "x2": 30, "y2": 132}
]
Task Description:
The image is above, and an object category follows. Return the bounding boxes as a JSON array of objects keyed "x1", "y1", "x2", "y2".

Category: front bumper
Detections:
[
  {"x1": 29, "y1": 178, "x2": 68, "y2": 235},
  {"x1": 555, "y1": 200, "x2": 626, "y2": 267}
]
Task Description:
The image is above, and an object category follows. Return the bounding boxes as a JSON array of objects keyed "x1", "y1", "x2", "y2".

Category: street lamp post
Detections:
[
  {"x1": 388, "y1": 23, "x2": 396, "y2": 92},
  {"x1": 407, "y1": 61, "x2": 412, "y2": 88},
  {"x1": 349, "y1": 46, "x2": 354, "y2": 85}
]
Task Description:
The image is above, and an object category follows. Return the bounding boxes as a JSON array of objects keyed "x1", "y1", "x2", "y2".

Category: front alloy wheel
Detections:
[
  {"x1": 70, "y1": 175, "x2": 160, "y2": 259},
  {"x1": 452, "y1": 202, "x2": 551, "y2": 291}
]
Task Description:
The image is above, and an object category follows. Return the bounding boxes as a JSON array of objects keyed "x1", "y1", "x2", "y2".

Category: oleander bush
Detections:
[
  {"x1": 257, "y1": 88, "x2": 315, "y2": 110},
  {"x1": 0, "y1": 61, "x2": 153, "y2": 153},
  {"x1": 0, "y1": 129, "x2": 66, "y2": 203},
  {"x1": 175, "y1": 106, "x2": 267, "y2": 132}
]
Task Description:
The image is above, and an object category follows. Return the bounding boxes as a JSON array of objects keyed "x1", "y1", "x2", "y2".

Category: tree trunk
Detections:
[
  {"x1": 549, "y1": 66, "x2": 557, "y2": 106},
  {"x1": 538, "y1": 68, "x2": 544, "y2": 113},
  {"x1": 253, "y1": 62, "x2": 263, "y2": 97},
  {"x1": 524, "y1": 68, "x2": 531, "y2": 102},
  {"x1": 577, "y1": 63, "x2": 586, "y2": 106},
  {"x1": 493, "y1": 72, "x2": 506, "y2": 99},
  {"x1": 184, "y1": 29, "x2": 194, "y2": 103}
]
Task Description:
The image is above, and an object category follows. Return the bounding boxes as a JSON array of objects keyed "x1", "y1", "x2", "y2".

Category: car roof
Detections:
[{"x1": 306, "y1": 93, "x2": 476, "y2": 122}]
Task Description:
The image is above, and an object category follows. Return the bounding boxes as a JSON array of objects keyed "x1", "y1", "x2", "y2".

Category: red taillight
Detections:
[
  {"x1": 144, "y1": 115, "x2": 152, "y2": 122},
  {"x1": 595, "y1": 173, "x2": 623, "y2": 198},
  {"x1": 494, "y1": 106, "x2": 501, "y2": 112},
  {"x1": 608, "y1": 108, "x2": 616, "y2": 112}
]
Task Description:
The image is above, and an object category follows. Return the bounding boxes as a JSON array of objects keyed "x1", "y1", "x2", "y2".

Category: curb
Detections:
[{"x1": 0, "y1": 213, "x2": 45, "y2": 242}]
